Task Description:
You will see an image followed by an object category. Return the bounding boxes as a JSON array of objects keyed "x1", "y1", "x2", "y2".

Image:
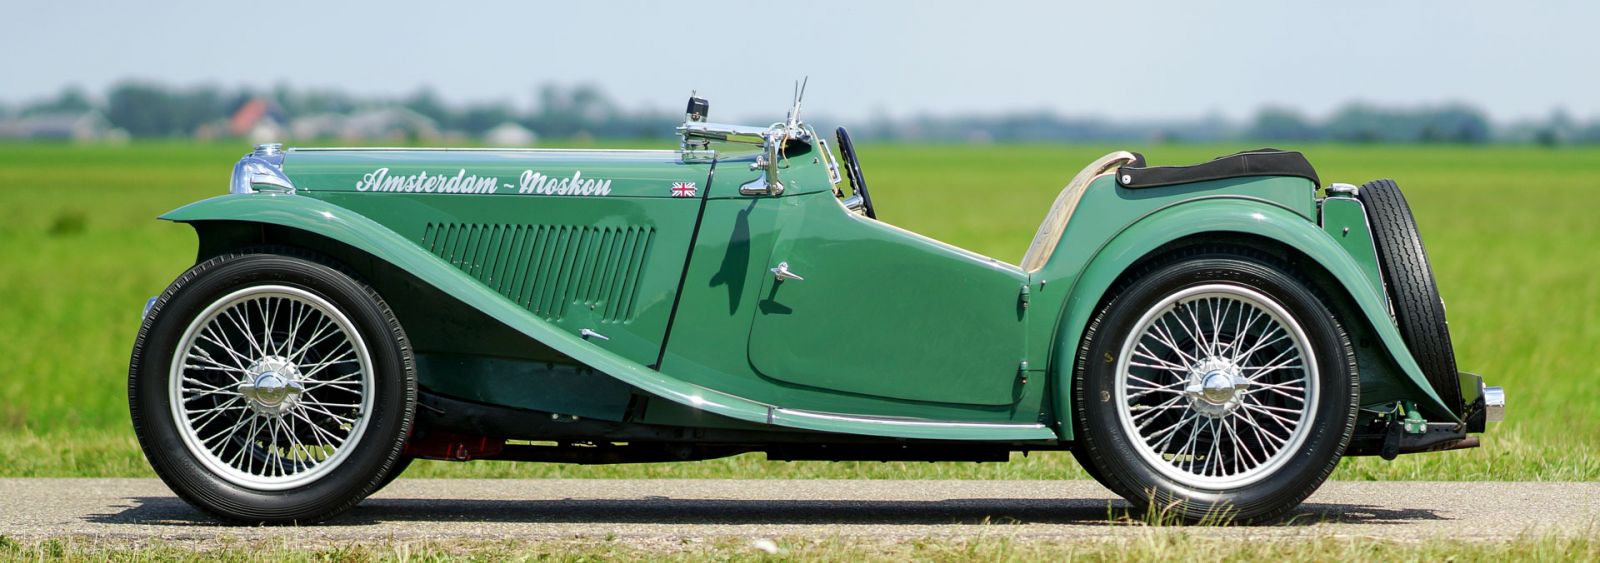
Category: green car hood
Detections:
[{"x1": 280, "y1": 148, "x2": 696, "y2": 199}]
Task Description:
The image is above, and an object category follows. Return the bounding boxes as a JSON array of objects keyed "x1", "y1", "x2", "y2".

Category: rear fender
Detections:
[{"x1": 1049, "y1": 198, "x2": 1453, "y2": 438}]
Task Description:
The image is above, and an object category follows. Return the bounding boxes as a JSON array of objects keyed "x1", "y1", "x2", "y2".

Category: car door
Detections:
[{"x1": 746, "y1": 193, "x2": 1029, "y2": 407}]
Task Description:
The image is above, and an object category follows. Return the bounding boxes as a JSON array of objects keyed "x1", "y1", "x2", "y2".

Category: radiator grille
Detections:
[{"x1": 421, "y1": 223, "x2": 655, "y2": 322}]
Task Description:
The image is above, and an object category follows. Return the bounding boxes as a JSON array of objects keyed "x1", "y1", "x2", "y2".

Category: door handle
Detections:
[{"x1": 770, "y1": 261, "x2": 805, "y2": 282}]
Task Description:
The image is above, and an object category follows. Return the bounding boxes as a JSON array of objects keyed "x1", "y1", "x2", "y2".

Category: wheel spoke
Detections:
[
  {"x1": 201, "y1": 410, "x2": 255, "y2": 449},
  {"x1": 196, "y1": 328, "x2": 253, "y2": 371},
  {"x1": 1204, "y1": 418, "x2": 1223, "y2": 476},
  {"x1": 1130, "y1": 352, "x2": 1188, "y2": 373},
  {"x1": 1130, "y1": 395, "x2": 1188, "y2": 422},
  {"x1": 1126, "y1": 371, "x2": 1180, "y2": 390},
  {"x1": 298, "y1": 401, "x2": 358, "y2": 424},
  {"x1": 1232, "y1": 326, "x2": 1288, "y2": 365},
  {"x1": 220, "y1": 306, "x2": 266, "y2": 359},
  {"x1": 289, "y1": 407, "x2": 348, "y2": 449},
  {"x1": 1178, "y1": 303, "x2": 1213, "y2": 357},
  {"x1": 186, "y1": 397, "x2": 244, "y2": 428},
  {"x1": 1147, "y1": 410, "x2": 1198, "y2": 452},
  {"x1": 298, "y1": 348, "x2": 357, "y2": 380},
  {"x1": 183, "y1": 351, "x2": 249, "y2": 375},
  {"x1": 1149, "y1": 318, "x2": 1201, "y2": 365},
  {"x1": 288, "y1": 317, "x2": 339, "y2": 365}
]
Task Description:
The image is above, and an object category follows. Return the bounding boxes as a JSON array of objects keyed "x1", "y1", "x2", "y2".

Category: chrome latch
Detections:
[
  {"x1": 770, "y1": 261, "x2": 804, "y2": 282},
  {"x1": 579, "y1": 328, "x2": 609, "y2": 341}
]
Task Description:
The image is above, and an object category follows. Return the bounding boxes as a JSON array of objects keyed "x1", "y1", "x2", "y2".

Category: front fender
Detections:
[
  {"x1": 160, "y1": 194, "x2": 782, "y2": 427},
  {"x1": 1049, "y1": 197, "x2": 1452, "y2": 438}
]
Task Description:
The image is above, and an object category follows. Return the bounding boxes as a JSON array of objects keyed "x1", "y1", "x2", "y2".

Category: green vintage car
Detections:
[{"x1": 129, "y1": 92, "x2": 1503, "y2": 524}]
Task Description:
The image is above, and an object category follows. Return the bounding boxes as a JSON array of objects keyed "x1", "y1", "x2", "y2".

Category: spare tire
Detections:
[{"x1": 1356, "y1": 179, "x2": 1463, "y2": 414}]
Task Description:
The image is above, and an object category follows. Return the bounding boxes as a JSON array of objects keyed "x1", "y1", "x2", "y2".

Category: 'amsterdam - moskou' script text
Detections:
[{"x1": 354, "y1": 168, "x2": 612, "y2": 196}]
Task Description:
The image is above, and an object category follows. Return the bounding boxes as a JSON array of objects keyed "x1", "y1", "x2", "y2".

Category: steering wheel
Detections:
[{"x1": 834, "y1": 127, "x2": 876, "y2": 219}]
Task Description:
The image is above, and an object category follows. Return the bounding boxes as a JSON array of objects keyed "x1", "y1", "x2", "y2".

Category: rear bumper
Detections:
[
  {"x1": 1347, "y1": 372, "x2": 1503, "y2": 458},
  {"x1": 1458, "y1": 372, "x2": 1506, "y2": 434}
]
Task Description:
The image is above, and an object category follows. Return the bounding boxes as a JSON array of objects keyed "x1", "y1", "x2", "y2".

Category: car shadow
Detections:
[{"x1": 85, "y1": 495, "x2": 1445, "y2": 528}]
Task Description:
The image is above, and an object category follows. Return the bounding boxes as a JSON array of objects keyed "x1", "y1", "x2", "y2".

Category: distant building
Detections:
[
  {"x1": 287, "y1": 113, "x2": 343, "y2": 141},
  {"x1": 0, "y1": 111, "x2": 123, "y2": 141},
  {"x1": 228, "y1": 98, "x2": 286, "y2": 143},
  {"x1": 291, "y1": 108, "x2": 440, "y2": 142},
  {"x1": 484, "y1": 122, "x2": 538, "y2": 146}
]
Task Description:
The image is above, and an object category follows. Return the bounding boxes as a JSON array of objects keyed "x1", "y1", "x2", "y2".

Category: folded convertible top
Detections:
[{"x1": 1116, "y1": 148, "x2": 1320, "y2": 189}]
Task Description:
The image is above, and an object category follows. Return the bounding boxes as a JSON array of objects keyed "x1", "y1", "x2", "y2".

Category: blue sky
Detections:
[{"x1": 2, "y1": 0, "x2": 1595, "y2": 122}]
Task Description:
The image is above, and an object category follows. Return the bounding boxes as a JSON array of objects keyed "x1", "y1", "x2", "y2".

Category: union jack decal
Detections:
[{"x1": 670, "y1": 181, "x2": 698, "y2": 198}]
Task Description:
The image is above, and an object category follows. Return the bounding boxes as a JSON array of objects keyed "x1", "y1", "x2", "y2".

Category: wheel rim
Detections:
[
  {"x1": 167, "y1": 285, "x2": 375, "y2": 491},
  {"x1": 1114, "y1": 283, "x2": 1319, "y2": 489}
]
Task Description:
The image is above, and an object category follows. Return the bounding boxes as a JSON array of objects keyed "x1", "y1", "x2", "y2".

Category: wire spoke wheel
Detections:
[
  {"x1": 1115, "y1": 283, "x2": 1319, "y2": 489},
  {"x1": 168, "y1": 284, "x2": 375, "y2": 491}
]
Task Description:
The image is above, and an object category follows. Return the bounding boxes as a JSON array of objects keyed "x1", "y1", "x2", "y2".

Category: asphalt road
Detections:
[{"x1": 1, "y1": 479, "x2": 1595, "y2": 544}]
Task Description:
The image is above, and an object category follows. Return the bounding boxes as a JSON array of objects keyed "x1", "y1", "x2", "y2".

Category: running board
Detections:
[{"x1": 768, "y1": 408, "x2": 1058, "y2": 442}]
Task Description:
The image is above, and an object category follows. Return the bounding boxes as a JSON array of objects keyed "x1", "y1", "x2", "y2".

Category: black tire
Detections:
[
  {"x1": 372, "y1": 455, "x2": 414, "y2": 493},
  {"x1": 129, "y1": 249, "x2": 416, "y2": 524},
  {"x1": 1356, "y1": 179, "x2": 1463, "y2": 413},
  {"x1": 1072, "y1": 249, "x2": 1359, "y2": 523}
]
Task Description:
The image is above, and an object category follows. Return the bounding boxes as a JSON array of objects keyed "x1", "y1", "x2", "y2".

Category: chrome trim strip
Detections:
[
  {"x1": 773, "y1": 408, "x2": 1049, "y2": 430},
  {"x1": 678, "y1": 122, "x2": 774, "y2": 145},
  {"x1": 290, "y1": 147, "x2": 679, "y2": 155},
  {"x1": 1326, "y1": 182, "x2": 1360, "y2": 197}
]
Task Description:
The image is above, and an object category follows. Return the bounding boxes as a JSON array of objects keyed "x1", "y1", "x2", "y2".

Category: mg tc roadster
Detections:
[{"x1": 129, "y1": 91, "x2": 1503, "y2": 524}]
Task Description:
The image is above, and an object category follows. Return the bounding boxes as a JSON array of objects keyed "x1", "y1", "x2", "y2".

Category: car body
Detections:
[{"x1": 129, "y1": 91, "x2": 1504, "y2": 524}]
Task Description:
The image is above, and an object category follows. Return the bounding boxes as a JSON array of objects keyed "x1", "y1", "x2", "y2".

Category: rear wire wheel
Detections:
[{"x1": 1073, "y1": 249, "x2": 1358, "y2": 522}]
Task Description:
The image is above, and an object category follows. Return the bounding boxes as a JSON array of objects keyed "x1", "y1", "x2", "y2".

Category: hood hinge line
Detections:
[{"x1": 651, "y1": 158, "x2": 718, "y2": 371}]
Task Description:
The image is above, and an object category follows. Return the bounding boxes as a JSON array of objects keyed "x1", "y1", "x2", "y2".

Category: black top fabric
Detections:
[{"x1": 1115, "y1": 148, "x2": 1320, "y2": 189}]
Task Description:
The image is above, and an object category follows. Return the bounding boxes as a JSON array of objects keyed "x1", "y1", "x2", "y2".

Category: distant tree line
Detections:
[
  {"x1": 4, "y1": 81, "x2": 1600, "y2": 145},
  {"x1": 1249, "y1": 104, "x2": 1494, "y2": 143},
  {"x1": 0, "y1": 81, "x2": 679, "y2": 140}
]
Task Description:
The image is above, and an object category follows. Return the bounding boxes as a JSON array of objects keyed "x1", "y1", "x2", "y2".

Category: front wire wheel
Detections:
[
  {"x1": 1074, "y1": 250, "x2": 1358, "y2": 523},
  {"x1": 169, "y1": 285, "x2": 375, "y2": 491},
  {"x1": 131, "y1": 250, "x2": 415, "y2": 524}
]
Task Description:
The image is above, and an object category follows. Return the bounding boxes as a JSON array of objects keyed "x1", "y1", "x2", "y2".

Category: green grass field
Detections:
[{"x1": 1, "y1": 141, "x2": 1596, "y2": 480}]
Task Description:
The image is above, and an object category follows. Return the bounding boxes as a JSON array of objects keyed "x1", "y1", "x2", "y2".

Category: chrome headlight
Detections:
[{"x1": 230, "y1": 143, "x2": 295, "y2": 194}]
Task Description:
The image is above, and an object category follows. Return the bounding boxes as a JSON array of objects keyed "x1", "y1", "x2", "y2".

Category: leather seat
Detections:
[{"x1": 1020, "y1": 151, "x2": 1139, "y2": 272}]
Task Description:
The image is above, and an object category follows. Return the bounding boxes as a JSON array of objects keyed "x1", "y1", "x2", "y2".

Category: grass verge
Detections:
[{"x1": 2, "y1": 532, "x2": 1597, "y2": 562}]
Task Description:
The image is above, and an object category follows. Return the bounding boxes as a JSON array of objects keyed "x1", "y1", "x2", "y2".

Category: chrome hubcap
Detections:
[
  {"x1": 1184, "y1": 357, "x2": 1249, "y2": 417},
  {"x1": 238, "y1": 357, "x2": 305, "y2": 415},
  {"x1": 168, "y1": 285, "x2": 374, "y2": 491},
  {"x1": 1115, "y1": 284, "x2": 1318, "y2": 489}
]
